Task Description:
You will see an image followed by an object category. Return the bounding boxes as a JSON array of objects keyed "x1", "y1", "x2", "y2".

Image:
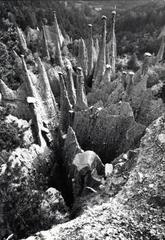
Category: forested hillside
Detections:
[{"x1": 1, "y1": 0, "x2": 165, "y2": 52}]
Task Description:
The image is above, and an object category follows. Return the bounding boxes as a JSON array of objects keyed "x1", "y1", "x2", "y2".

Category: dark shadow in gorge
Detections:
[
  {"x1": 76, "y1": 130, "x2": 145, "y2": 165},
  {"x1": 48, "y1": 129, "x2": 74, "y2": 208}
]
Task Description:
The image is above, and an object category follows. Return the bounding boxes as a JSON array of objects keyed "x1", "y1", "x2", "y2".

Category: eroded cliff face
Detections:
[
  {"x1": 23, "y1": 114, "x2": 165, "y2": 240},
  {"x1": 73, "y1": 102, "x2": 145, "y2": 163}
]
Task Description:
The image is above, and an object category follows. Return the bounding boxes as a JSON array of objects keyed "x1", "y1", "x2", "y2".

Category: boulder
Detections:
[{"x1": 63, "y1": 127, "x2": 105, "y2": 198}]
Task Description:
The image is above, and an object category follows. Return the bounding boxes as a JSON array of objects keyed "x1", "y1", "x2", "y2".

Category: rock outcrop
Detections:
[
  {"x1": 42, "y1": 24, "x2": 50, "y2": 60},
  {"x1": 66, "y1": 66, "x2": 77, "y2": 107},
  {"x1": 58, "y1": 72, "x2": 73, "y2": 134},
  {"x1": 78, "y1": 38, "x2": 88, "y2": 79},
  {"x1": 73, "y1": 102, "x2": 145, "y2": 163},
  {"x1": 75, "y1": 67, "x2": 88, "y2": 111},
  {"x1": 16, "y1": 26, "x2": 28, "y2": 53},
  {"x1": 63, "y1": 127, "x2": 105, "y2": 199},
  {"x1": 0, "y1": 79, "x2": 32, "y2": 120},
  {"x1": 107, "y1": 10, "x2": 117, "y2": 75},
  {"x1": 156, "y1": 36, "x2": 165, "y2": 64},
  {"x1": 46, "y1": 65, "x2": 61, "y2": 104},
  {"x1": 93, "y1": 16, "x2": 107, "y2": 87},
  {"x1": 124, "y1": 72, "x2": 165, "y2": 126},
  {"x1": 0, "y1": 56, "x2": 59, "y2": 145},
  {"x1": 87, "y1": 24, "x2": 95, "y2": 77}
]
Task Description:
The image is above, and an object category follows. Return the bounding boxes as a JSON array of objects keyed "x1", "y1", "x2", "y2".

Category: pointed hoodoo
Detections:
[
  {"x1": 37, "y1": 57, "x2": 56, "y2": 97},
  {"x1": 21, "y1": 55, "x2": 43, "y2": 146},
  {"x1": 128, "y1": 71, "x2": 135, "y2": 81},
  {"x1": 29, "y1": 9, "x2": 38, "y2": 29},
  {"x1": 46, "y1": 67, "x2": 61, "y2": 104},
  {"x1": 93, "y1": 15, "x2": 107, "y2": 87},
  {"x1": 66, "y1": 66, "x2": 77, "y2": 107},
  {"x1": 126, "y1": 71, "x2": 135, "y2": 95},
  {"x1": 75, "y1": 67, "x2": 88, "y2": 110},
  {"x1": 122, "y1": 70, "x2": 127, "y2": 90},
  {"x1": 27, "y1": 95, "x2": 46, "y2": 147},
  {"x1": 13, "y1": 50, "x2": 22, "y2": 68},
  {"x1": 111, "y1": 10, "x2": 117, "y2": 75},
  {"x1": 21, "y1": 55, "x2": 36, "y2": 97},
  {"x1": 102, "y1": 64, "x2": 111, "y2": 84},
  {"x1": 13, "y1": 50, "x2": 25, "y2": 82},
  {"x1": 0, "y1": 79, "x2": 31, "y2": 120},
  {"x1": 16, "y1": 26, "x2": 28, "y2": 54},
  {"x1": 37, "y1": 57, "x2": 59, "y2": 123},
  {"x1": 53, "y1": 11, "x2": 64, "y2": 67},
  {"x1": 106, "y1": 43, "x2": 110, "y2": 65},
  {"x1": 59, "y1": 72, "x2": 73, "y2": 134},
  {"x1": 87, "y1": 24, "x2": 94, "y2": 77},
  {"x1": 63, "y1": 126, "x2": 83, "y2": 167},
  {"x1": 42, "y1": 23, "x2": 50, "y2": 61},
  {"x1": 142, "y1": 52, "x2": 152, "y2": 75},
  {"x1": 95, "y1": 38, "x2": 100, "y2": 59},
  {"x1": 78, "y1": 38, "x2": 88, "y2": 79},
  {"x1": 0, "y1": 79, "x2": 16, "y2": 100},
  {"x1": 156, "y1": 36, "x2": 165, "y2": 64},
  {"x1": 55, "y1": 36, "x2": 64, "y2": 67},
  {"x1": 53, "y1": 11, "x2": 63, "y2": 48}
]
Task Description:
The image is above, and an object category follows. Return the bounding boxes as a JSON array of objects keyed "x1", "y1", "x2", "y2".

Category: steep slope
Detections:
[{"x1": 24, "y1": 114, "x2": 165, "y2": 240}]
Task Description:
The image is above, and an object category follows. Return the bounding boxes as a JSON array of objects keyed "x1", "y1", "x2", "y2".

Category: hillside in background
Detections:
[
  {"x1": 1, "y1": 0, "x2": 165, "y2": 55},
  {"x1": 0, "y1": 0, "x2": 164, "y2": 90},
  {"x1": 72, "y1": 0, "x2": 154, "y2": 11}
]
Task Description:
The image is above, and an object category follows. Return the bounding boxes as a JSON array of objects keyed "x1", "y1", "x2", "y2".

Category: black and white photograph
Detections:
[{"x1": 0, "y1": 0, "x2": 165, "y2": 239}]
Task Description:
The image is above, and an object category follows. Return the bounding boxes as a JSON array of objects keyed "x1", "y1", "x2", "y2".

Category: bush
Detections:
[
  {"x1": 127, "y1": 53, "x2": 140, "y2": 72},
  {"x1": 0, "y1": 149, "x2": 66, "y2": 239},
  {"x1": 0, "y1": 121, "x2": 22, "y2": 151},
  {"x1": 0, "y1": 108, "x2": 24, "y2": 151}
]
